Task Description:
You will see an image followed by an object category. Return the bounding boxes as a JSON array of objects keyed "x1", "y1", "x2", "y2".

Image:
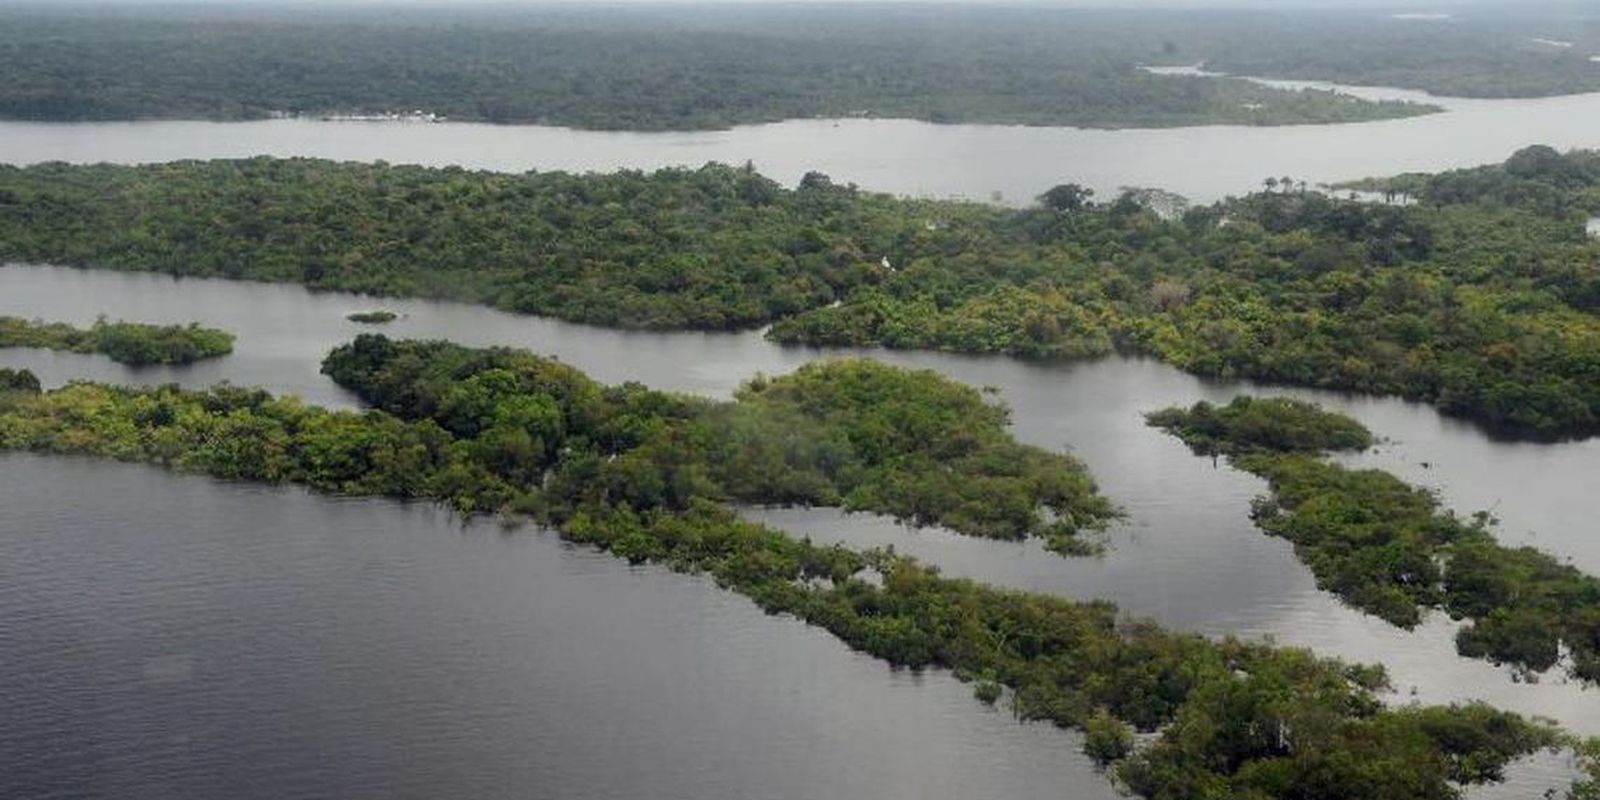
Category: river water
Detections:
[
  {"x1": 1, "y1": 263, "x2": 1594, "y2": 797},
  {"x1": 0, "y1": 452, "x2": 1115, "y2": 800},
  {"x1": 4, "y1": 85, "x2": 1600, "y2": 797},
  {"x1": 3, "y1": 81, "x2": 1600, "y2": 204}
]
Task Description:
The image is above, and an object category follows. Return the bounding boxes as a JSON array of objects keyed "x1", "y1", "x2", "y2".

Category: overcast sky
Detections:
[{"x1": 0, "y1": 0, "x2": 1496, "y2": 6}]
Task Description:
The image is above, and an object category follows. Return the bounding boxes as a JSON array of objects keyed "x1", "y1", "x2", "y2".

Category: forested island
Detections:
[
  {"x1": 0, "y1": 348, "x2": 1591, "y2": 800},
  {"x1": 4, "y1": 148, "x2": 1599, "y2": 437},
  {"x1": 346, "y1": 310, "x2": 397, "y2": 324},
  {"x1": 0, "y1": 316, "x2": 234, "y2": 365},
  {"x1": 0, "y1": 7, "x2": 1438, "y2": 130},
  {"x1": 1149, "y1": 396, "x2": 1600, "y2": 683}
]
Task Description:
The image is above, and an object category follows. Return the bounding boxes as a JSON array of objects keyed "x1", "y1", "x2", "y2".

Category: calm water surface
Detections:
[
  {"x1": 4, "y1": 81, "x2": 1600, "y2": 203},
  {"x1": 0, "y1": 453, "x2": 1111, "y2": 800}
]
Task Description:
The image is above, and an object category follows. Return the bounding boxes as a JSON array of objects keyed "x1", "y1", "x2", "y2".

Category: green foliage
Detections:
[
  {"x1": 5, "y1": 148, "x2": 1600, "y2": 438},
  {"x1": 320, "y1": 335, "x2": 1119, "y2": 550},
  {"x1": 1193, "y1": 9, "x2": 1600, "y2": 100},
  {"x1": 0, "y1": 159, "x2": 921, "y2": 330},
  {"x1": 1146, "y1": 396, "x2": 1374, "y2": 457},
  {"x1": 346, "y1": 310, "x2": 397, "y2": 324},
  {"x1": 0, "y1": 349, "x2": 1563, "y2": 800},
  {"x1": 1572, "y1": 738, "x2": 1600, "y2": 800},
  {"x1": 1151, "y1": 397, "x2": 1600, "y2": 683},
  {"x1": 1083, "y1": 708, "x2": 1134, "y2": 766},
  {"x1": 0, "y1": 8, "x2": 1434, "y2": 130},
  {"x1": 0, "y1": 316, "x2": 234, "y2": 365},
  {"x1": 973, "y1": 678, "x2": 1002, "y2": 706},
  {"x1": 0, "y1": 368, "x2": 40, "y2": 394}
]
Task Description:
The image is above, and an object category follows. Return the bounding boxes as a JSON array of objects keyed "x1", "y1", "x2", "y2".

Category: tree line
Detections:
[{"x1": 0, "y1": 8, "x2": 1434, "y2": 130}]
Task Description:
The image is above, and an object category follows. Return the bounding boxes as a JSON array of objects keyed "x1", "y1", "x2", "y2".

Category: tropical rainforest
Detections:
[
  {"x1": 0, "y1": 7, "x2": 1438, "y2": 130},
  {"x1": 0, "y1": 316, "x2": 235, "y2": 365},
  {"x1": 4, "y1": 4, "x2": 1597, "y2": 131},
  {"x1": 1149, "y1": 396, "x2": 1600, "y2": 683},
  {"x1": 4, "y1": 147, "x2": 1600, "y2": 437},
  {"x1": 0, "y1": 350, "x2": 1586, "y2": 800}
]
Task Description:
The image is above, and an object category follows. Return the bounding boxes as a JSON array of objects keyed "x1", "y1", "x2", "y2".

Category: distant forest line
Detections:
[
  {"x1": 0, "y1": 7, "x2": 1458, "y2": 130},
  {"x1": 2, "y1": 5, "x2": 1596, "y2": 131}
]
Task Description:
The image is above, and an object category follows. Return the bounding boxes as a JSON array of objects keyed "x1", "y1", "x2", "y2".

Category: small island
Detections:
[
  {"x1": 0, "y1": 316, "x2": 234, "y2": 365},
  {"x1": 346, "y1": 310, "x2": 398, "y2": 324}
]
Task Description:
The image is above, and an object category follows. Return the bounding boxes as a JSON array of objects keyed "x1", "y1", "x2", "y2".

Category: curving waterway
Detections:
[
  {"x1": 3, "y1": 79, "x2": 1600, "y2": 204},
  {"x1": 1, "y1": 262, "x2": 1595, "y2": 797},
  {"x1": 4, "y1": 84, "x2": 1600, "y2": 797}
]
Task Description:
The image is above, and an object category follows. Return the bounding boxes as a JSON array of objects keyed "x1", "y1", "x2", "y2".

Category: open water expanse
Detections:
[{"x1": 3, "y1": 76, "x2": 1600, "y2": 204}]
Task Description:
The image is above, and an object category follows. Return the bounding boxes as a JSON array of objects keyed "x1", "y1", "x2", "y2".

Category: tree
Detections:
[
  {"x1": 1083, "y1": 708, "x2": 1134, "y2": 765},
  {"x1": 1040, "y1": 183, "x2": 1094, "y2": 213},
  {"x1": 0, "y1": 368, "x2": 40, "y2": 393}
]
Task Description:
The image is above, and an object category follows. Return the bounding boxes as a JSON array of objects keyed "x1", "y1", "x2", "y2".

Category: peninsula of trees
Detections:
[
  {"x1": 0, "y1": 351, "x2": 1583, "y2": 800},
  {"x1": 0, "y1": 316, "x2": 235, "y2": 365},
  {"x1": 1149, "y1": 396, "x2": 1600, "y2": 683},
  {"x1": 4, "y1": 148, "x2": 1599, "y2": 437}
]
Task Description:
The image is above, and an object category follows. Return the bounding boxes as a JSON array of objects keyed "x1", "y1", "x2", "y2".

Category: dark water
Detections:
[
  {"x1": 3, "y1": 80, "x2": 1600, "y2": 204},
  {"x1": 2, "y1": 263, "x2": 1595, "y2": 796},
  {"x1": 0, "y1": 453, "x2": 1111, "y2": 800}
]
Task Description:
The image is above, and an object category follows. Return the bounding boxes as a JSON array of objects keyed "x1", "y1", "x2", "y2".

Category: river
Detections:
[
  {"x1": 3, "y1": 80, "x2": 1600, "y2": 204},
  {"x1": 0, "y1": 452, "x2": 1116, "y2": 800},
  {"x1": 0, "y1": 263, "x2": 1593, "y2": 797},
  {"x1": 4, "y1": 84, "x2": 1600, "y2": 797}
]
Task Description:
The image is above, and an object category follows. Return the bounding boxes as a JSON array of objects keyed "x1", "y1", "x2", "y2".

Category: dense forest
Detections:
[
  {"x1": 319, "y1": 336, "x2": 1117, "y2": 553},
  {"x1": 1149, "y1": 396, "x2": 1600, "y2": 683},
  {"x1": 0, "y1": 8, "x2": 1435, "y2": 130},
  {"x1": 1191, "y1": 6, "x2": 1600, "y2": 99},
  {"x1": 0, "y1": 316, "x2": 234, "y2": 365},
  {"x1": 3, "y1": 5, "x2": 1598, "y2": 131},
  {"x1": 0, "y1": 352, "x2": 1586, "y2": 800},
  {"x1": 4, "y1": 149, "x2": 1600, "y2": 437}
]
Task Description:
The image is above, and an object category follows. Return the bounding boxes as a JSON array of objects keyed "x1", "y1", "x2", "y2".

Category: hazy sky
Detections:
[{"x1": 2, "y1": 0, "x2": 1493, "y2": 6}]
